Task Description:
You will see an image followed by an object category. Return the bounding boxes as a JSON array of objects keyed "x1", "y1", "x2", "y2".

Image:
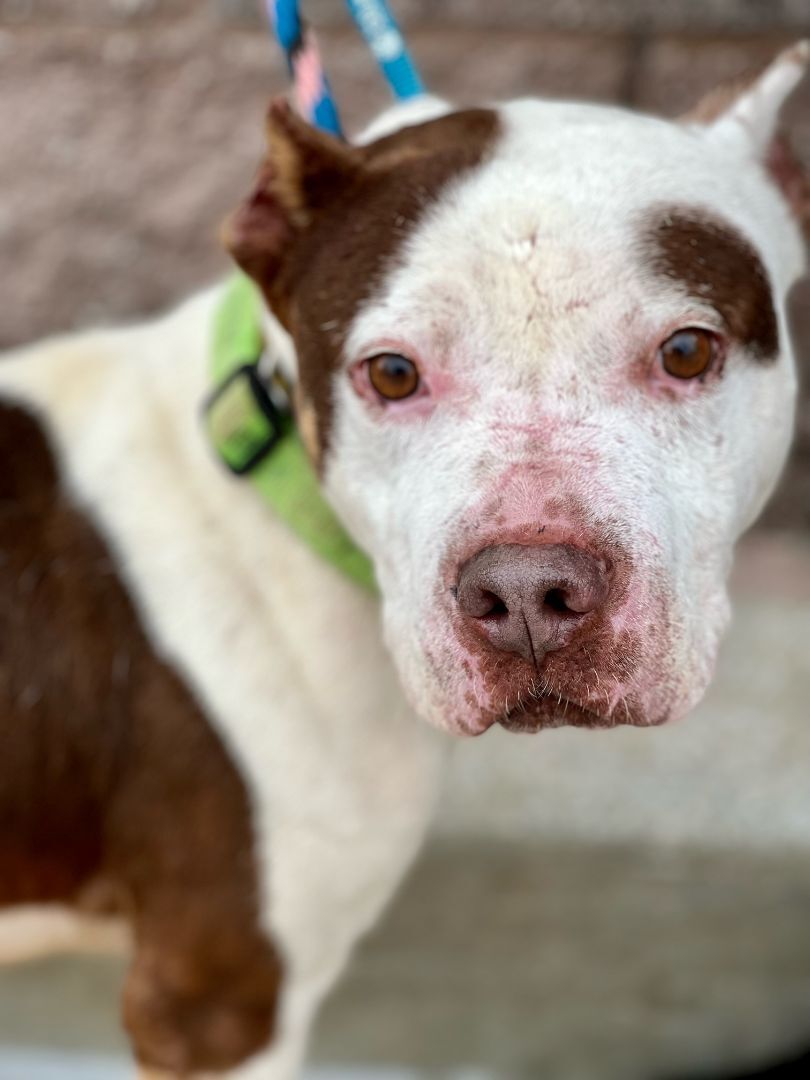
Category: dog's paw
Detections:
[{"x1": 122, "y1": 937, "x2": 282, "y2": 1076}]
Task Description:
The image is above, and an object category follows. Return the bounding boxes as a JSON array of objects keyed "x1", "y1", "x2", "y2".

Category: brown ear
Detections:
[
  {"x1": 681, "y1": 42, "x2": 810, "y2": 236},
  {"x1": 221, "y1": 99, "x2": 362, "y2": 292},
  {"x1": 765, "y1": 133, "x2": 810, "y2": 239}
]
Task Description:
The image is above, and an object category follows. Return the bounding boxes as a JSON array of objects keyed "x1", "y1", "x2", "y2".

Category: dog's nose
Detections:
[{"x1": 456, "y1": 543, "x2": 610, "y2": 666}]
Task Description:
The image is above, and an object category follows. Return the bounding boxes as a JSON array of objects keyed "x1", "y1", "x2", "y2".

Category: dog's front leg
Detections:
[
  {"x1": 121, "y1": 898, "x2": 281, "y2": 1079},
  {"x1": 129, "y1": 967, "x2": 340, "y2": 1080},
  {"x1": 130, "y1": 824, "x2": 434, "y2": 1080},
  {"x1": 127, "y1": 717, "x2": 444, "y2": 1080},
  {"x1": 225, "y1": 805, "x2": 444, "y2": 1080}
]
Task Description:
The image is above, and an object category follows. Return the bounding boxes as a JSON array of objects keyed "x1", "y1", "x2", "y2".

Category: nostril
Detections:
[
  {"x1": 479, "y1": 591, "x2": 508, "y2": 619},
  {"x1": 543, "y1": 588, "x2": 571, "y2": 614}
]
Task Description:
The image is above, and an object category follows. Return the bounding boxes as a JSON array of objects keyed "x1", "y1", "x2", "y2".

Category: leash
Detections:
[
  {"x1": 266, "y1": 0, "x2": 424, "y2": 136},
  {"x1": 344, "y1": 1, "x2": 424, "y2": 106},
  {"x1": 206, "y1": 2, "x2": 424, "y2": 590},
  {"x1": 265, "y1": 0, "x2": 342, "y2": 134}
]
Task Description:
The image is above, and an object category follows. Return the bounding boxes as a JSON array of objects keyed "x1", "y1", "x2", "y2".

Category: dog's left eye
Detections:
[
  {"x1": 659, "y1": 328, "x2": 718, "y2": 380},
  {"x1": 367, "y1": 353, "x2": 421, "y2": 400}
]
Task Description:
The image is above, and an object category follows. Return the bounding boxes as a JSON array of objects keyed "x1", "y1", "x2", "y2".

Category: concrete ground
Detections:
[{"x1": 1, "y1": 531, "x2": 809, "y2": 1078}]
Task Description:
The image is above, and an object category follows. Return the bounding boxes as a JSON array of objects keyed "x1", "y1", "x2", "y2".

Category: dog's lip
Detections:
[
  {"x1": 459, "y1": 712, "x2": 499, "y2": 737},
  {"x1": 497, "y1": 691, "x2": 617, "y2": 733}
]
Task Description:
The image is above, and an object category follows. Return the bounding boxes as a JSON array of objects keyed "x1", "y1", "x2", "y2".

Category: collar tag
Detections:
[{"x1": 205, "y1": 363, "x2": 286, "y2": 476}]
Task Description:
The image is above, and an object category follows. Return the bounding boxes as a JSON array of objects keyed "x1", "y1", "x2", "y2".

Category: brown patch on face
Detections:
[
  {"x1": 0, "y1": 403, "x2": 281, "y2": 1073},
  {"x1": 642, "y1": 206, "x2": 779, "y2": 360},
  {"x1": 224, "y1": 101, "x2": 500, "y2": 462}
]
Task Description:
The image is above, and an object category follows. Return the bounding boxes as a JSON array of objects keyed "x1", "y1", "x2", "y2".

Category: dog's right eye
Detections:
[{"x1": 367, "y1": 353, "x2": 421, "y2": 400}]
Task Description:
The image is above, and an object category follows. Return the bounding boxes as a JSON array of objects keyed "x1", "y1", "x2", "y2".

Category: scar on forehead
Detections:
[{"x1": 641, "y1": 206, "x2": 778, "y2": 361}]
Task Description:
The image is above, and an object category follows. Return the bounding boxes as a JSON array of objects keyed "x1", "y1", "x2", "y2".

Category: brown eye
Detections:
[
  {"x1": 659, "y1": 328, "x2": 717, "y2": 380},
  {"x1": 367, "y1": 353, "x2": 420, "y2": 400}
]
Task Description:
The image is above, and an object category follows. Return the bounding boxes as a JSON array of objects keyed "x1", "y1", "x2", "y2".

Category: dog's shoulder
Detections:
[
  {"x1": 0, "y1": 386, "x2": 262, "y2": 896},
  {"x1": 0, "y1": 394, "x2": 137, "y2": 902}
]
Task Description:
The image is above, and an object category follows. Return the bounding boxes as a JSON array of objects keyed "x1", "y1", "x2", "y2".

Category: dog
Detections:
[{"x1": 0, "y1": 41, "x2": 808, "y2": 1080}]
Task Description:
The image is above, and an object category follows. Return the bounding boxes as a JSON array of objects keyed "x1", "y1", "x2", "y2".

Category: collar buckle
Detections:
[{"x1": 205, "y1": 363, "x2": 288, "y2": 476}]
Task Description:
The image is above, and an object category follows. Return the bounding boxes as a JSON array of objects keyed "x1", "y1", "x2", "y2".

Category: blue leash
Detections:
[
  {"x1": 266, "y1": 0, "x2": 424, "y2": 135},
  {"x1": 345, "y1": 0, "x2": 424, "y2": 102}
]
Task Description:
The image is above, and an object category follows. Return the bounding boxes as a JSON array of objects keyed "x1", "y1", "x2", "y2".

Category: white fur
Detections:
[{"x1": 0, "y1": 62, "x2": 806, "y2": 1077}]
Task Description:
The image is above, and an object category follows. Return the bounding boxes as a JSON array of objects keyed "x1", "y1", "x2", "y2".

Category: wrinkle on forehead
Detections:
[{"x1": 352, "y1": 232, "x2": 621, "y2": 385}]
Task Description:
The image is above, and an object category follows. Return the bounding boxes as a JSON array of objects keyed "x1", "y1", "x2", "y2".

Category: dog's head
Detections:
[{"x1": 225, "y1": 45, "x2": 809, "y2": 736}]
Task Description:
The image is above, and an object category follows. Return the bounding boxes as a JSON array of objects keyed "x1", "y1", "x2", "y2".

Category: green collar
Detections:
[{"x1": 205, "y1": 275, "x2": 377, "y2": 593}]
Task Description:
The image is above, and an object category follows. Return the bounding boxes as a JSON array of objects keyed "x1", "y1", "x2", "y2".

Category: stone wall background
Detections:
[{"x1": 1, "y1": 0, "x2": 809, "y2": 525}]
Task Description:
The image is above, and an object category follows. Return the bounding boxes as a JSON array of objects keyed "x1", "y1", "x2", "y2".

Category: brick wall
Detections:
[
  {"x1": 4, "y1": 0, "x2": 809, "y2": 32},
  {"x1": 1, "y1": 0, "x2": 808, "y2": 525}
]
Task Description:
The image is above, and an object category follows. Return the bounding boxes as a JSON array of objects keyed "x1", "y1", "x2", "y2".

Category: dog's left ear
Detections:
[{"x1": 683, "y1": 42, "x2": 810, "y2": 235}]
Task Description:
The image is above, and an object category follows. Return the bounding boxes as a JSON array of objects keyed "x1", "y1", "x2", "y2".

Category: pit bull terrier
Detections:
[{"x1": 0, "y1": 42, "x2": 808, "y2": 1080}]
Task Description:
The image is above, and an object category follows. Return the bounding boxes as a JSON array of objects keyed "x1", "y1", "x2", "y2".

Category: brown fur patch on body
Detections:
[
  {"x1": 0, "y1": 402, "x2": 281, "y2": 1074},
  {"x1": 643, "y1": 206, "x2": 779, "y2": 360},
  {"x1": 225, "y1": 102, "x2": 500, "y2": 465}
]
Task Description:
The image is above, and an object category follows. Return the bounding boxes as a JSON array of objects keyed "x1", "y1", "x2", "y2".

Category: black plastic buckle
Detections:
[{"x1": 204, "y1": 363, "x2": 288, "y2": 476}]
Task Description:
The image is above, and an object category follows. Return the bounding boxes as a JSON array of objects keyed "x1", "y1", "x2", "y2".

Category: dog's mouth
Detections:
[{"x1": 497, "y1": 690, "x2": 621, "y2": 733}]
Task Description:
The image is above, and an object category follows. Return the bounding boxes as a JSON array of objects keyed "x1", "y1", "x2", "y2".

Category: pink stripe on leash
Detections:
[{"x1": 293, "y1": 35, "x2": 328, "y2": 120}]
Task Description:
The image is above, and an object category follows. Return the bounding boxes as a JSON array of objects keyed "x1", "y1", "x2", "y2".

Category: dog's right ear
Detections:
[{"x1": 221, "y1": 99, "x2": 362, "y2": 298}]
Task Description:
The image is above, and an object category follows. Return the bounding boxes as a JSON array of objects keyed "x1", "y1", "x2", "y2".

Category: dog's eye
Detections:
[
  {"x1": 659, "y1": 329, "x2": 717, "y2": 380},
  {"x1": 367, "y1": 353, "x2": 420, "y2": 400}
]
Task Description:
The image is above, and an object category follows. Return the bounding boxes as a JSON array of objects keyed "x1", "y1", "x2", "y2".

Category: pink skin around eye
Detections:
[
  {"x1": 349, "y1": 343, "x2": 453, "y2": 418},
  {"x1": 629, "y1": 322, "x2": 727, "y2": 400}
]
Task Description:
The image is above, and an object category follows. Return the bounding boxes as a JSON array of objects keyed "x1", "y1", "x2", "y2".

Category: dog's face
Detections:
[{"x1": 227, "y1": 46, "x2": 808, "y2": 736}]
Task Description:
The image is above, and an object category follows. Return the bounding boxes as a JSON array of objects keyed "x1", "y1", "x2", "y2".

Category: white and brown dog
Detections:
[{"x1": 0, "y1": 42, "x2": 808, "y2": 1079}]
